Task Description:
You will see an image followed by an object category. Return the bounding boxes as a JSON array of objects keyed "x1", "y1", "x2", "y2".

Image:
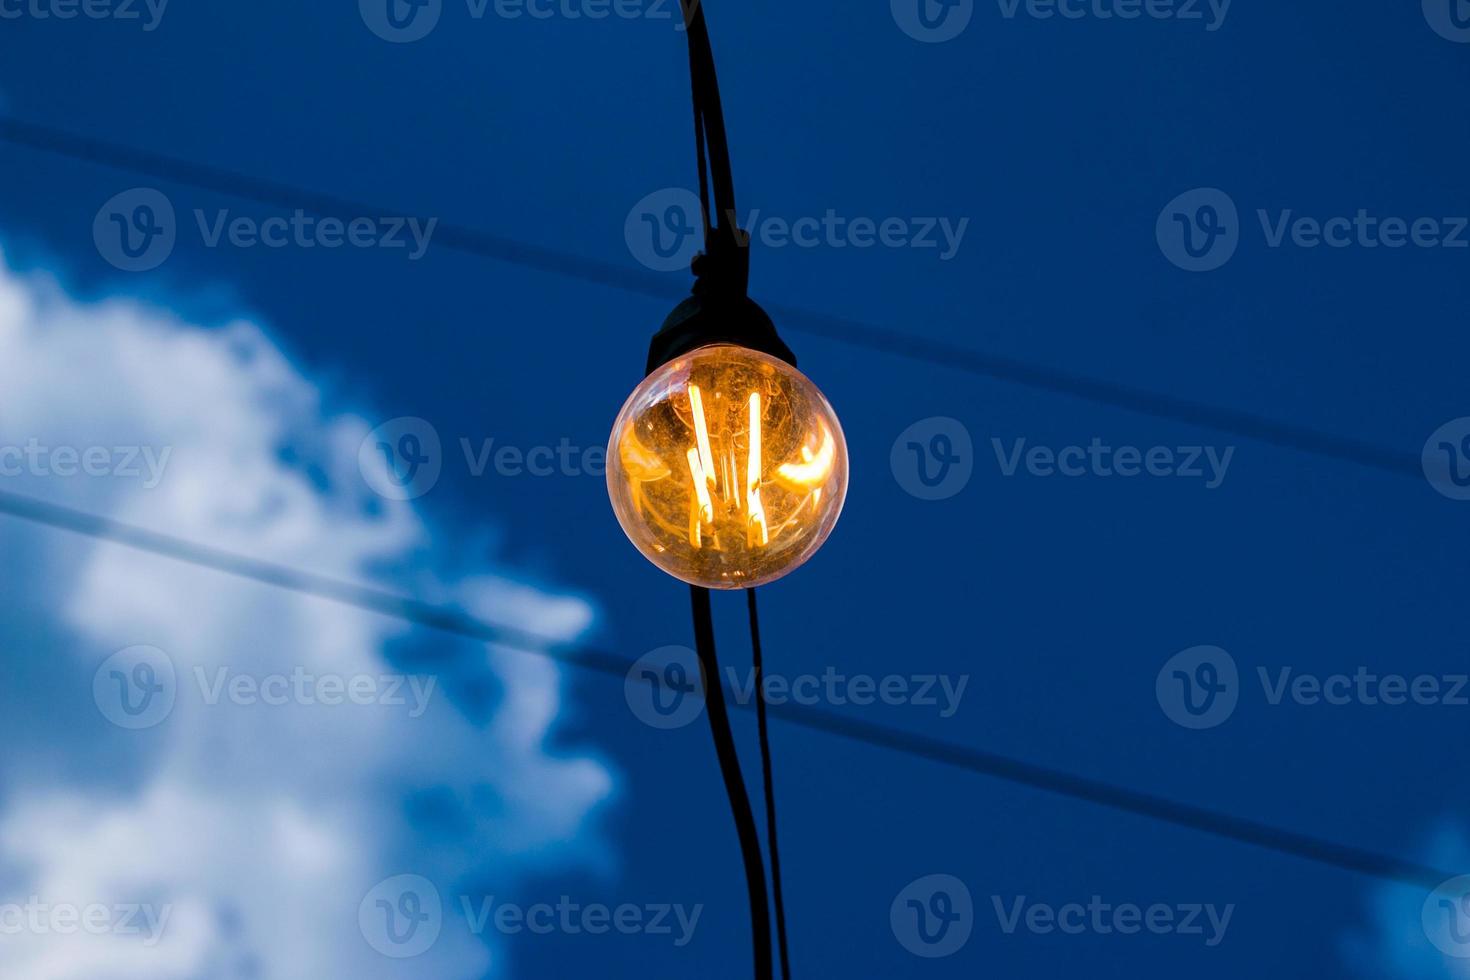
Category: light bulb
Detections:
[{"x1": 607, "y1": 343, "x2": 848, "y2": 589}]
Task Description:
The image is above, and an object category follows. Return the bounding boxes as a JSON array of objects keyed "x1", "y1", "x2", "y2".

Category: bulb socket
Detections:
[{"x1": 646, "y1": 293, "x2": 797, "y2": 376}]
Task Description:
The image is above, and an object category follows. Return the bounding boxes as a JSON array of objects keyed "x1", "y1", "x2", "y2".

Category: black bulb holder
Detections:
[{"x1": 645, "y1": 246, "x2": 797, "y2": 376}]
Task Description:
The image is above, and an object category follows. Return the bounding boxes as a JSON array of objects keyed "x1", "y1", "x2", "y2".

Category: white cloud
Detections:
[
  {"x1": 0, "y1": 251, "x2": 615, "y2": 979},
  {"x1": 1342, "y1": 825, "x2": 1470, "y2": 979}
]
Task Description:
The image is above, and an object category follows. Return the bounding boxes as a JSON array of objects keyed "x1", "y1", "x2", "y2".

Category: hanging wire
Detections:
[
  {"x1": 0, "y1": 487, "x2": 1455, "y2": 890},
  {"x1": 679, "y1": 0, "x2": 748, "y2": 295},
  {"x1": 747, "y1": 588, "x2": 792, "y2": 980},
  {"x1": 675, "y1": 5, "x2": 777, "y2": 976},
  {"x1": 0, "y1": 116, "x2": 1422, "y2": 480},
  {"x1": 691, "y1": 586, "x2": 774, "y2": 980}
]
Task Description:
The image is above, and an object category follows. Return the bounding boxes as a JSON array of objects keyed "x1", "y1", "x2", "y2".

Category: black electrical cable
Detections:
[
  {"x1": 0, "y1": 116, "x2": 1424, "y2": 480},
  {"x1": 673, "y1": 5, "x2": 783, "y2": 978},
  {"x1": 691, "y1": 585, "x2": 774, "y2": 980},
  {"x1": 0, "y1": 487, "x2": 1457, "y2": 889},
  {"x1": 747, "y1": 588, "x2": 792, "y2": 980},
  {"x1": 679, "y1": 0, "x2": 748, "y2": 294},
  {"x1": 692, "y1": 100, "x2": 713, "y2": 243}
]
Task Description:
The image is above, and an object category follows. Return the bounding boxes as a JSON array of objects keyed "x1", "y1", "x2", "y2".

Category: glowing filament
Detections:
[
  {"x1": 618, "y1": 424, "x2": 670, "y2": 482},
  {"x1": 685, "y1": 447, "x2": 715, "y2": 549},
  {"x1": 775, "y1": 422, "x2": 836, "y2": 491},
  {"x1": 746, "y1": 391, "x2": 769, "y2": 547},
  {"x1": 688, "y1": 385, "x2": 717, "y2": 488},
  {"x1": 606, "y1": 343, "x2": 848, "y2": 588}
]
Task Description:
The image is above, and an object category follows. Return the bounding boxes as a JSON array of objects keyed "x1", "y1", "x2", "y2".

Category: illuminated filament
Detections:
[
  {"x1": 746, "y1": 391, "x2": 769, "y2": 547},
  {"x1": 686, "y1": 447, "x2": 714, "y2": 548},
  {"x1": 775, "y1": 421, "x2": 836, "y2": 490},
  {"x1": 687, "y1": 385, "x2": 717, "y2": 489}
]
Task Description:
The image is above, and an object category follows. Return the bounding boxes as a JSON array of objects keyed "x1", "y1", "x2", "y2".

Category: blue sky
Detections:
[{"x1": 3, "y1": 1, "x2": 1470, "y2": 977}]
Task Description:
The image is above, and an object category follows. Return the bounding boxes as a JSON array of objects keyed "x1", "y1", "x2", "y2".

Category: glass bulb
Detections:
[{"x1": 607, "y1": 343, "x2": 848, "y2": 589}]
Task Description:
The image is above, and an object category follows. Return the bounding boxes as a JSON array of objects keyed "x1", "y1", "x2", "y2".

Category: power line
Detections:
[
  {"x1": 0, "y1": 488, "x2": 1451, "y2": 889},
  {"x1": 747, "y1": 589, "x2": 793, "y2": 980},
  {"x1": 0, "y1": 116, "x2": 1421, "y2": 480}
]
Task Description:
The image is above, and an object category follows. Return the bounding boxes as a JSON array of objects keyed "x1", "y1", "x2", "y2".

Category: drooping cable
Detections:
[
  {"x1": 0, "y1": 117, "x2": 1425, "y2": 479},
  {"x1": 690, "y1": 585, "x2": 774, "y2": 980},
  {"x1": 673, "y1": 5, "x2": 777, "y2": 978},
  {"x1": 679, "y1": 0, "x2": 748, "y2": 295},
  {"x1": 0, "y1": 487, "x2": 1455, "y2": 889},
  {"x1": 747, "y1": 588, "x2": 792, "y2": 980},
  {"x1": 692, "y1": 101, "x2": 713, "y2": 244}
]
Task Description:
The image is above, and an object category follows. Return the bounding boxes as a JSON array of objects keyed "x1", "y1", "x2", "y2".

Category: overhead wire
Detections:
[
  {"x1": 747, "y1": 588, "x2": 793, "y2": 979},
  {"x1": 0, "y1": 116, "x2": 1422, "y2": 480},
  {"x1": 0, "y1": 488, "x2": 1453, "y2": 890}
]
